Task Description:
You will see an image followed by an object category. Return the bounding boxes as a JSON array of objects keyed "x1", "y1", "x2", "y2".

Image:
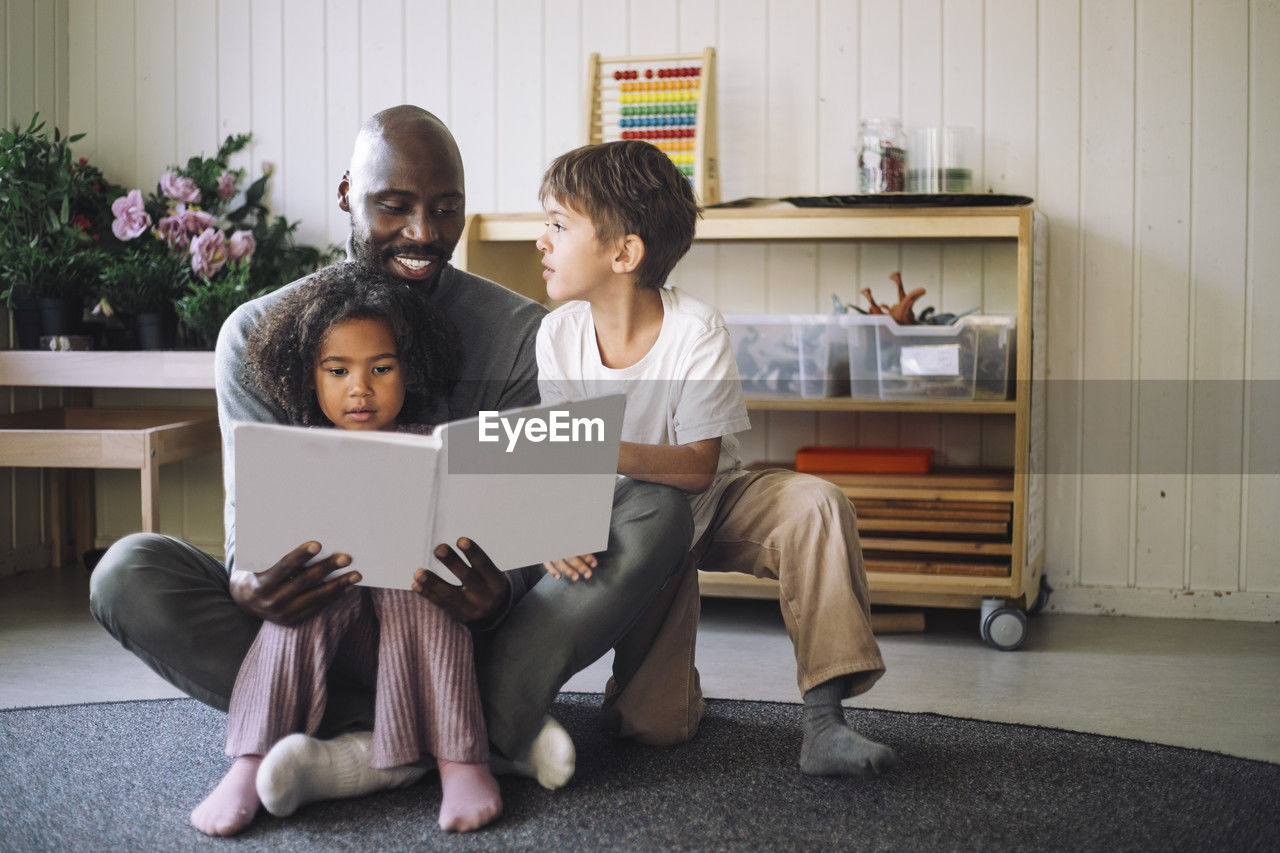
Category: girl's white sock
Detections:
[{"x1": 256, "y1": 731, "x2": 426, "y2": 816}]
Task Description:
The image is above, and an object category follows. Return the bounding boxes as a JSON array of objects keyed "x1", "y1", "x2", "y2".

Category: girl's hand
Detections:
[{"x1": 543, "y1": 553, "x2": 597, "y2": 582}]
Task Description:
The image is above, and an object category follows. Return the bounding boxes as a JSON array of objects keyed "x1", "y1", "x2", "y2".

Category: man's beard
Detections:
[{"x1": 348, "y1": 219, "x2": 454, "y2": 273}]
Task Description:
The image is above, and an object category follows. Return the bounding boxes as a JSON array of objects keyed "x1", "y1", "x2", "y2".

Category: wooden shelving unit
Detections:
[{"x1": 459, "y1": 203, "x2": 1048, "y2": 642}]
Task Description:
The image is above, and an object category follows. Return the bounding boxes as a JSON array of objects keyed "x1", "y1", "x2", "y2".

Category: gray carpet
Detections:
[{"x1": 1, "y1": 694, "x2": 1276, "y2": 851}]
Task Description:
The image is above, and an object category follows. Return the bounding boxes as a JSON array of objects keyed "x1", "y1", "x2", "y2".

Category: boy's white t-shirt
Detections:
[{"x1": 536, "y1": 286, "x2": 752, "y2": 544}]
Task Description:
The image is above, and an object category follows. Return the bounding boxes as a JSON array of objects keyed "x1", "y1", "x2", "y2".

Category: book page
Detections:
[
  {"x1": 429, "y1": 395, "x2": 626, "y2": 573},
  {"x1": 233, "y1": 423, "x2": 441, "y2": 589}
]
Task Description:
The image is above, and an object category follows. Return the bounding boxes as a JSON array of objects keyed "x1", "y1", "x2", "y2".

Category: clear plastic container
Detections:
[
  {"x1": 906, "y1": 126, "x2": 974, "y2": 193},
  {"x1": 857, "y1": 118, "x2": 906, "y2": 193},
  {"x1": 725, "y1": 314, "x2": 849, "y2": 398},
  {"x1": 843, "y1": 314, "x2": 1014, "y2": 400}
]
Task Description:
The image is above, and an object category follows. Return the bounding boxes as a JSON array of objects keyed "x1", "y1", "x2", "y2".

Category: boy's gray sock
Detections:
[{"x1": 799, "y1": 676, "x2": 896, "y2": 777}]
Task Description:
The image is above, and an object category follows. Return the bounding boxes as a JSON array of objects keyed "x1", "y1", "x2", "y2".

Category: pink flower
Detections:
[
  {"x1": 110, "y1": 189, "x2": 152, "y2": 240},
  {"x1": 217, "y1": 171, "x2": 237, "y2": 201},
  {"x1": 227, "y1": 230, "x2": 256, "y2": 263},
  {"x1": 177, "y1": 205, "x2": 215, "y2": 235},
  {"x1": 155, "y1": 214, "x2": 188, "y2": 248},
  {"x1": 160, "y1": 171, "x2": 201, "y2": 204},
  {"x1": 155, "y1": 204, "x2": 212, "y2": 249},
  {"x1": 190, "y1": 228, "x2": 228, "y2": 278}
]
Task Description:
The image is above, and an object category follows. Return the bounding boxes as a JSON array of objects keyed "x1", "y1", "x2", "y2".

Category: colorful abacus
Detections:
[{"x1": 584, "y1": 49, "x2": 719, "y2": 204}]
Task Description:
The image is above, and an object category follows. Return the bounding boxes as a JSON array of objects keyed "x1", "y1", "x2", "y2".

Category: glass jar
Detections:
[
  {"x1": 857, "y1": 118, "x2": 906, "y2": 193},
  {"x1": 906, "y1": 126, "x2": 974, "y2": 193}
]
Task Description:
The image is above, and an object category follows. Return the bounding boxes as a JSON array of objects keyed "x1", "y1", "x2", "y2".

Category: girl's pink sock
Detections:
[
  {"x1": 436, "y1": 758, "x2": 502, "y2": 832},
  {"x1": 190, "y1": 755, "x2": 263, "y2": 837}
]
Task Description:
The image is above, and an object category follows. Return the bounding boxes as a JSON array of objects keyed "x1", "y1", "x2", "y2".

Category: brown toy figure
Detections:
[{"x1": 862, "y1": 272, "x2": 927, "y2": 325}]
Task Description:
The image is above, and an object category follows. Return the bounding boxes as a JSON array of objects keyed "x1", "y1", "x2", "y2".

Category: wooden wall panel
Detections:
[
  {"x1": 216, "y1": 0, "x2": 251, "y2": 172},
  {"x1": 251, "y1": 0, "x2": 287, "y2": 214},
  {"x1": 359, "y1": 0, "x2": 405, "y2": 121},
  {"x1": 1244, "y1": 0, "x2": 1280, "y2": 594},
  {"x1": 281, "y1": 0, "x2": 329, "y2": 250},
  {"x1": 172, "y1": 0, "x2": 214, "y2": 179},
  {"x1": 323, "y1": 0, "x2": 360, "y2": 248},
  {"x1": 541, "y1": 0, "x2": 582, "y2": 181},
  {"x1": 496, "y1": 0, "x2": 544, "y2": 213},
  {"x1": 1037, "y1": 0, "x2": 1083, "y2": 588},
  {"x1": 449, "y1": 0, "x2": 497, "y2": 214},
  {"x1": 2, "y1": 0, "x2": 8, "y2": 127},
  {"x1": 1187, "y1": 0, "x2": 1249, "y2": 592},
  {"x1": 1133, "y1": 0, "x2": 1192, "y2": 590},
  {"x1": 6, "y1": 0, "x2": 36, "y2": 126},
  {"x1": 1078, "y1": 0, "x2": 1135, "y2": 588},
  {"x1": 136, "y1": 0, "x2": 176, "y2": 181},
  {"x1": 403, "y1": 0, "x2": 452, "y2": 124}
]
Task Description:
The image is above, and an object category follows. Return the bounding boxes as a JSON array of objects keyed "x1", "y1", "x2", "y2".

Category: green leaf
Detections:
[{"x1": 244, "y1": 173, "x2": 269, "y2": 208}]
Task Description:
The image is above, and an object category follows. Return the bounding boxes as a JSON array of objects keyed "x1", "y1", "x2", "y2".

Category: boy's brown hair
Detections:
[{"x1": 540, "y1": 140, "x2": 702, "y2": 290}]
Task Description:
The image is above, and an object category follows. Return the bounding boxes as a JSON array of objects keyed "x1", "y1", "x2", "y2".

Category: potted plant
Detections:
[
  {"x1": 99, "y1": 133, "x2": 336, "y2": 349},
  {"x1": 0, "y1": 114, "x2": 115, "y2": 346}
]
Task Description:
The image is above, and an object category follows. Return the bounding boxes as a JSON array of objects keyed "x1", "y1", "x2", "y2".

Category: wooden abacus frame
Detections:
[{"x1": 583, "y1": 47, "x2": 720, "y2": 205}]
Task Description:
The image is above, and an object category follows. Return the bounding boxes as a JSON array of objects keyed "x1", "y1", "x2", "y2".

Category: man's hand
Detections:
[
  {"x1": 543, "y1": 553, "x2": 597, "y2": 582},
  {"x1": 229, "y1": 541, "x2": 361, "y2": 626},
  {"x1": 413, "y1": 538, "x2": 510, "y2": 625}
]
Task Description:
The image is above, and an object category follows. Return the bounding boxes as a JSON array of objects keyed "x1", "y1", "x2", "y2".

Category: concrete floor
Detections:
[{"x1": 2, "y1": 565, "x2": 1278, "y2": 764}]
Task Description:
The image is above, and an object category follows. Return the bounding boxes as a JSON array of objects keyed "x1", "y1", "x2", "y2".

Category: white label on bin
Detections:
[{"x1": 900, "y1": 344, "x2": 960, "y2": 376}]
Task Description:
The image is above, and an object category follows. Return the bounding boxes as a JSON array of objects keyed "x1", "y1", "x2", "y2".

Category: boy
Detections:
[{"x1": 535, "y1": 140, "x2": 895, "y2": 777}]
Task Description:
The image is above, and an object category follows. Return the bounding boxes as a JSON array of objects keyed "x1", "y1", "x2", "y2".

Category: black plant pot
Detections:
[
  {"x1": 136, "y1": 310, "x2": 177, "y2": 350},
  {"x1": 38, "y1": 296, "x2": 81, "y2": 337},
  {"x1": 11, "y1": 297, "x2": 43, "y2": 349}
]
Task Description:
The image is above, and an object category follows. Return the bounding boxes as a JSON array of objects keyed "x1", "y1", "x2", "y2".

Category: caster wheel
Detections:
[
  {"x1": 980, "y1": 604, "x2": 1028, "y2": 651},
  {"x1": 1027, "y1": 575, "x2": 1053, "y2": 616}
]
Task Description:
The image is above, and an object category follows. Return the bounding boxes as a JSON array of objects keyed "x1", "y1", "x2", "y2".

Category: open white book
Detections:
[{"x1": 233, "y1": 395, "x2": 626, "y2": 588}]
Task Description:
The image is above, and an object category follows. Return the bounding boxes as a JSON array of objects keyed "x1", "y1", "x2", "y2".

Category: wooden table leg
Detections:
[
  {"x1": 72, "y1": 469, "x2": 95, "y2": 566},
  {"x1": 45, "y1": 469, "x2": 66, "y2": 568},
  {"x1": 141, "y1": 455, "x2": 160, "y2": 533}
]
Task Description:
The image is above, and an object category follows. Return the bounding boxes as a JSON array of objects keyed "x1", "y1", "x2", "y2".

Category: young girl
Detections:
[{"x1": 190, "y1": 262, "x2": 502, "y2": 836}]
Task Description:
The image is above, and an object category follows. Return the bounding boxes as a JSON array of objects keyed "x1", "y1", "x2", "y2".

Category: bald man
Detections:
[{"x1": 90, "y1": 107, "x2": 692, "y2": 828}]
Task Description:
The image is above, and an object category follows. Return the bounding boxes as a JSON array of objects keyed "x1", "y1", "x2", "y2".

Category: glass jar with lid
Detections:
[{"x1": 857, "y1": 118, "x2": 906, "y2": 193}]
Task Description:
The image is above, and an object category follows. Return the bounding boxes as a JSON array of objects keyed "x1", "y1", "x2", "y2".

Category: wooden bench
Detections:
[{"x1": 0, "y1": 407, "x2": 220, "y2": 566}]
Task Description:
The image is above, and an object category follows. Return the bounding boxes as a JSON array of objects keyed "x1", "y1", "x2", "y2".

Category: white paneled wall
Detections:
[{"x1": 5, "y1": 0, "x2": 1277, "y2": 618}]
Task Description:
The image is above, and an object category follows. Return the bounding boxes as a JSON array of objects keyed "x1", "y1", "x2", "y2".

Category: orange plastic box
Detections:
[{"x1": 794, "y1": 446, "x2": 934, "y2": 475}]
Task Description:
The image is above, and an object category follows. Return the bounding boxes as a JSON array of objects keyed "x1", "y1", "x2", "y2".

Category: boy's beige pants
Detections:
[{"x1": 602, "y1": 468, "x2": 886, "y2": 745}]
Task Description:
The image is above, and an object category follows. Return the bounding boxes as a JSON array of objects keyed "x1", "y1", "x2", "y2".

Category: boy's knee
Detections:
[{"x1": 789, "y1": 474, "x2": 849, "y2": 511}]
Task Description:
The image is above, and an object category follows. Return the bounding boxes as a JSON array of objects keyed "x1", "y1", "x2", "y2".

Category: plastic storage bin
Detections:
[
  {"x1": 724, "y1": 314, "x2": 849, "y2": 398},
  {"x1": 844, "y1": 314, "x2": 1014, "y2": 400}
]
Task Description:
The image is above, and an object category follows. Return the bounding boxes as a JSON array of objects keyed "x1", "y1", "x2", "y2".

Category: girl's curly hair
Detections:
[{"x1": 243, "y1": 261, "x2": 462, "y2": 426}]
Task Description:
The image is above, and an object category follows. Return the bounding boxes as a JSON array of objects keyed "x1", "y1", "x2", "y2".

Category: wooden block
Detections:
[
  {"x1": 854, "y1": 505, "x2": 1013, "y2": 522},
  {"x1": 864, "y1": 557, "x2": 1009, "y2": 577},
  {"x1": 860, "y1": 536, "x2": 1013, "y2": 556},
  {"x1": 858, "y1": 517, "x2": 1010, "y2": 536},
  {"x1": 854, "y1": 497, "x2": 1012, "y2": 514}
]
